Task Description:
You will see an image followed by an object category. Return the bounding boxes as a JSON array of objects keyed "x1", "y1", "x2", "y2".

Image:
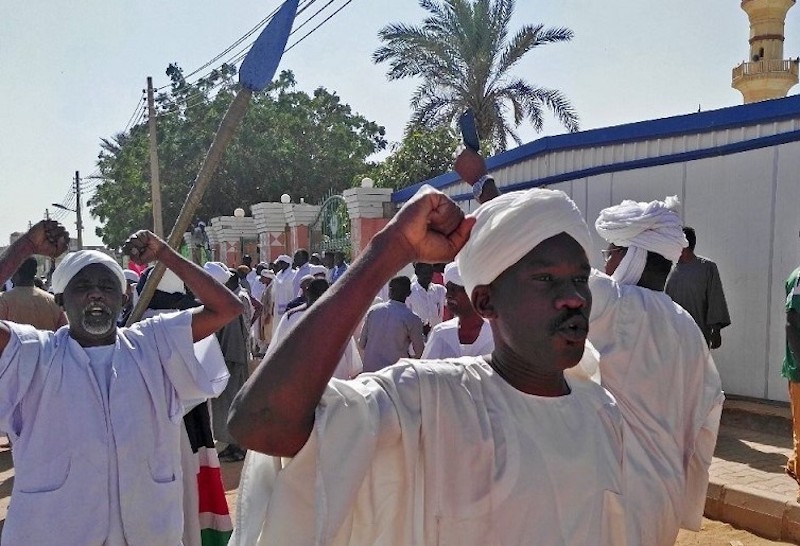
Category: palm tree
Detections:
[{"x1": 374, "y1": 0, "x2": 579, "y2": 152}]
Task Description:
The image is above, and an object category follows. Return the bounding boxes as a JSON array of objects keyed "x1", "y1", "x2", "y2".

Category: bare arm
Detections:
[
  {"x1": 123, "y1": 231, "x2": 243, "y2": 341},
  {"x1": 0, "y1": 221, "x2": 69, "y2": 355},
  {"x1": 228, "y1": 188, "x2": 475, "y2": 457}
]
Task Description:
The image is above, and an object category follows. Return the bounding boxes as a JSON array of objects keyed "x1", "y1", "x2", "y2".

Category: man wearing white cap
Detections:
[
  {"x1": 228, "y1": 187, "x2": 720, "y2": 545},
  {"x1": 272, "y1": 254, "x2": 295, "y2": 317},
  {"x1": 252, "y1": 269, "x2": 276, "y2": 357},
  {"x1": 0, "y1": 220, "x2": 243, "y2": 546},
  {"x1": 421, "y1": 262, "x2": 494, "y2": 360}
]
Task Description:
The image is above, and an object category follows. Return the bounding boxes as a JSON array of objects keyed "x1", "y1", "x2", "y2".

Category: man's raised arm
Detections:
[
  {"x1": 228, "y1": 188, "x2": 475, "y2": 457},
  {"x1": 0, "y1": 221, "x2": 69, "y2": 354},
  {"x1": 123, "y1": 231, "x2": 243, "y2": 341}
]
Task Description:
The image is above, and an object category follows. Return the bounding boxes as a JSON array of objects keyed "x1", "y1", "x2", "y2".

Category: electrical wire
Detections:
[
  {"x1": 285, "y1": 0, "x2": 354, "y2": 52},
  {"x1": 122, "y1": 93, "x2": 147, "y2": 133}
]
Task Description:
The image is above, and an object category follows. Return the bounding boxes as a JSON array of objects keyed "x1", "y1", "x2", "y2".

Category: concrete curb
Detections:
[{"x1": 706, "y1": 479, "x2": 800, "y2": 542}]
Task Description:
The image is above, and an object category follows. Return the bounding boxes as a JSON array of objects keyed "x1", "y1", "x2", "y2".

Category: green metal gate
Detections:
[{"x1": 309, "y1": 193, "x2": 351, "y2": 254}]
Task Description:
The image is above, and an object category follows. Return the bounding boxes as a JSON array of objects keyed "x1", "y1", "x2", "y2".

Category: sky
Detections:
[{"x1": 1, "y1": 0, "x2": 798, "y2": 247}]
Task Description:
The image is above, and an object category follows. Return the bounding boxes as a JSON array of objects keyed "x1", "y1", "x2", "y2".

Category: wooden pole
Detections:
[
  {"x1": 75, "y1": 171, "x2": 84, "y2": 250},
  {"x1": 126, "y1": 88, "x2": 253, "y2": 325},
  {"x1": 147, "y1": 77, "x2": 164, "y2": 238}
]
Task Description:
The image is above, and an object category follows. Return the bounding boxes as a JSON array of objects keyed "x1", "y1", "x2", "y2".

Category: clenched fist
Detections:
[
  {"x1": 24, "y1": 220, "x2": 70, "y2": 258},
  {"x1": 123, "y1": 230, "x2": 168, "y2": 265}
]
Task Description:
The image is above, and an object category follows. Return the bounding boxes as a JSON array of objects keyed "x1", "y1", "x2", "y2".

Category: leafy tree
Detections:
[
  {"x1": 365, "y1": 126, "x2": 460, "y2": 190},
  {"x1": 90, "y1": 67, "x2": 386, "y2": 249},
  {"x1": 373, "y1": 0, "x2": 579, "y2": 152}
]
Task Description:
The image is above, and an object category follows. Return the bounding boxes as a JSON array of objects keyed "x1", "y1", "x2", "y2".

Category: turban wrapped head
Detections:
[
  {"x1": 457, "y1": 189, "x2": 593, "y2": 297},
  {"x1": 443, "y1": 262, "x2": 464, "y2": 287},
  {"x1": 203, "y1": 261, "x2": 234, "y2": 284},
  {"x1": 51, "y1": 251, "x2": 126, "y2": 295},
  {"x1": 594, "y1": 196, "x2": 688, "y2": 285}
]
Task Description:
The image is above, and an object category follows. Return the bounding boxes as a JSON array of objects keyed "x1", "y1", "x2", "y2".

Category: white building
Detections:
[{"x1": 394, "y1": 95, "x2": 800, "y2": 403}]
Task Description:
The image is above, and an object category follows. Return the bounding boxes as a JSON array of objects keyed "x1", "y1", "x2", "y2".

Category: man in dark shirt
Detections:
[{"x1": 665, "y1": 226, "x2": 731, "y2": 349}]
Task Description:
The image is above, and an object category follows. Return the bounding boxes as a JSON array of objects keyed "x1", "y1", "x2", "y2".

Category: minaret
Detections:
[{"x1": 732, "y1": 0, "x2": 799, "y2": 103}]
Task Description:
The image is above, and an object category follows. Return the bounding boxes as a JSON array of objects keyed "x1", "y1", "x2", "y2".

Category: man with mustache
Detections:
[
  {"x1": 229, "y1": 187, "x2": 721, "y2": 546},
  {"x1": 0, "y1": 220, "x2": 243, "y2": 546}
]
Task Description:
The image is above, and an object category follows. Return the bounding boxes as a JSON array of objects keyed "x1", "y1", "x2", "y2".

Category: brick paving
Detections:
[{"x1": 710, "y1": 423, "x2": 795, "y2": 501}]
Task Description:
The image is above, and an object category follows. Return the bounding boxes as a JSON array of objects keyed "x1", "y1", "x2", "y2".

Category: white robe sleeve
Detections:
[
  {"x1": 128, "y1": 311, "x2": 229, "y2": 401},
  {"x1": 421, "y1": 324, "x2": 447, "y2": 359},
  {"x1": 232, "y1": 366, "x2": 423, "y2": 546},
  {"x1": 588, "y1": 271, "x2": 724, "y2": 537},
  {"x1": 0, "y1": 323, "x2": 46, "y2": 440}
]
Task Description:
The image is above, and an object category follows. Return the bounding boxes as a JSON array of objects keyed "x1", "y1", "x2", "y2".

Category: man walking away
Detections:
[
  {"x1": 359, "y1": 276, "x2": 425, "y2": 372},
  {"x1": 665, "y1": 226, "x2": 731, "y2": 348}
]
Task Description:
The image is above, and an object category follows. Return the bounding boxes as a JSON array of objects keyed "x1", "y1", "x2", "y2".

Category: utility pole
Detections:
[
  {"x1": 147, "y1": 77, "x2": 164, "y2": 237},
  {"x1": 75, "y1": 171, "x2": 84, "y2": 250},
  {"x1": 44, "y1": 209, "x2": 50, "y2": 220}
]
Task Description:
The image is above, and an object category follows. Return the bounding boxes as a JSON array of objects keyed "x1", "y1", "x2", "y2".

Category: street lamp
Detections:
[{"x1": 51, "y1": 203, "x2": 83, "y2": 250}]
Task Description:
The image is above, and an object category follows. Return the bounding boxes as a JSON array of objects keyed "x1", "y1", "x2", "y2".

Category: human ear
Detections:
[{"x1": 471, "y1": 285, "x2": 496, "y2": 319}]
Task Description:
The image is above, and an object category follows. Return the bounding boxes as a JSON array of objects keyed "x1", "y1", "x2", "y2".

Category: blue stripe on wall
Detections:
[{"x1": 392, "y1": 94, "x2": 800, "y2": 203}]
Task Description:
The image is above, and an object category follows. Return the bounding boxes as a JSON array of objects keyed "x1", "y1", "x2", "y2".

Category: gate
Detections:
[{"x1": 309, "y1": 193, "x2": 351, "y2": 255}]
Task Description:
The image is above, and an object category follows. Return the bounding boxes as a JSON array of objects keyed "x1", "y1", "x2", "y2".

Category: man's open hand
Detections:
[
  {"x1": 387, "y1": 186, "x2": 475, "y2": 265},
  {"x1": 123, "y1": 230, "x2": 167, "y2": 265},
  {"x1": 24, "y1": 220, "x2": 69, "y2": 258}
]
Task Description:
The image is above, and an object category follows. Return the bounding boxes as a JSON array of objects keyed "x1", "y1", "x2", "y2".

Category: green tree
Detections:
[
  {"x1": 90, "y1": 67, "x2": 386, "y2": 249},
  {"x1": 366, "y1": 126, "x2": 460, "y2": 190},
  {"x1": 374, "y1": 0, "x2": 579, "y2": 152}
]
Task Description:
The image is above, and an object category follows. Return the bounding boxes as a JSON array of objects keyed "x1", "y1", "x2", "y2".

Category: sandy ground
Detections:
[{"x1": 0, "y1": 439, "x2": 793, "y2": 545}]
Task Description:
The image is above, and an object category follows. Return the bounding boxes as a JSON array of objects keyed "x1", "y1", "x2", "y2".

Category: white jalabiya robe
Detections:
[
  {"x1": 233, "y1": 273, "x2": 723, "y2": 546},
  {"x1": 271, "y1": 307, "x2": 362, "y2": 380},
  {"x1": 587, "y1": 271, "x2": 724, "y2": 544},
  {"x1": 420, "y1": 318, "x2": 494, "y2": 360},
  {"x1": 234, "y1": 359, "x2": 627, "y2": 546}
]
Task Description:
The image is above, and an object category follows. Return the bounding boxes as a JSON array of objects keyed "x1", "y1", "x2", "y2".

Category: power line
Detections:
[
  {"x1": 156, "y1": 0, "x2": 318, "y2": 92},
  {"x1": 113, "y1": 0, "x2": 356, "y2": 146},
  {"x1": 122, "y1": 93, "x2": 147, "y2": 133},
  {"x1": 285, "y1": 0, "x2": 354, "y2": 53}
]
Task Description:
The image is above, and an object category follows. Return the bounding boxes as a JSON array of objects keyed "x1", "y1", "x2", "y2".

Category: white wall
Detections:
[
  {"x1": 404, "y1": 100, "x2": 800, "y2": 402},
  {"x1": 537, "y1": 143, "x2": 800, "y2": 402}
]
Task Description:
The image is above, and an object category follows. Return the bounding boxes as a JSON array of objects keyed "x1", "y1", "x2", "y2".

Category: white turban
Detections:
[
  {"x1": 276, "y1": 254, "x2": 292, "y2": 265},
  {"x1": 457, "y1": 189, "x2": 592, "y2": 297},
  {"x1": 203, "y1": 261, "x2": 233, "y2": 284},
  {"x1": 52, "y1": 251, "x2": 126, "y2": 295},
  {"x1": 260, "y1": 270, "x2": 277, "y2": 280},
  {"x1": 443, "y1": 262, "x2": 463, "y2": 287},
  {"x1": 594, "y1": 196, "x2": 687, "y2": 285}
]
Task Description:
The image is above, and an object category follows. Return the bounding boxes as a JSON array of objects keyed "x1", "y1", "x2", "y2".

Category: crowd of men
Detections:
[{"x1": 6, "y1": 170, "x2": 789, "y2": 546}]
